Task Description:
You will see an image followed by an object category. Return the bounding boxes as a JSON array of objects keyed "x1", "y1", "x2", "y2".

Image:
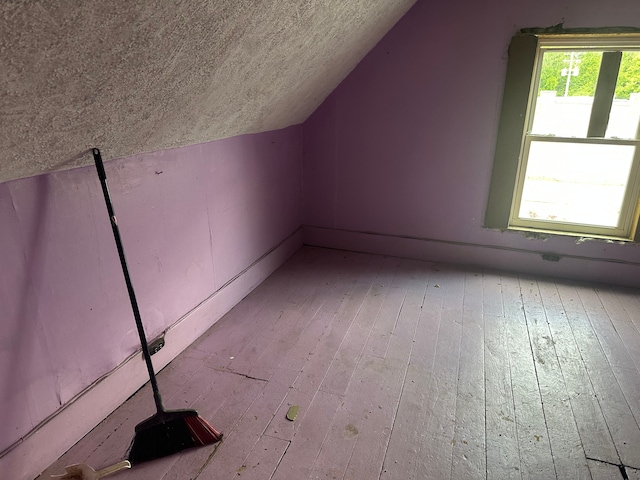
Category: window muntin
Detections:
[{"x1": 508, "y1": 36, "x2": 640, "y2": 239}]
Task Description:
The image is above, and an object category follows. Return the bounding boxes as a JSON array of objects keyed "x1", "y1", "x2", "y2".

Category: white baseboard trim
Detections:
[
  {"x1": 2, "y1": 229, "x2": 302, "y2": 480},
  {"x1": 303, "y1": 225, "x2": 640, "y2": 288}
]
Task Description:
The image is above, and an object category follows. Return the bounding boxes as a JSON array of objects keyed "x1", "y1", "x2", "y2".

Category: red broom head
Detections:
[
  {"x1": 128, "y1": 409, "x2": 222, "y2": 464},
  {"x1": 184, "y1": 415, "x2": 223, "y2": 445}
]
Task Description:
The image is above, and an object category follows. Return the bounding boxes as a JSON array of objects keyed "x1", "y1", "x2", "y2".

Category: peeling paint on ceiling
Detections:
[{"x1": 0, "y1": 0, "x2": 416, "y2": 183}]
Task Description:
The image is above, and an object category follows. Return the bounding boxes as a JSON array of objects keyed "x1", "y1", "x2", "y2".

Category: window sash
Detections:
[
  {"x1": 509, "y1": 136, "x2": 640, "y2": 238},
  {"x1": 525, "y1": 135, "x2": 640, "y2": 146}
]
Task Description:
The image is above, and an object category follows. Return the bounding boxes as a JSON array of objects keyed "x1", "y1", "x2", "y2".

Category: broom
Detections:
[{"x1": 91, "y1": 148, "x2": 222, "y2": 464}]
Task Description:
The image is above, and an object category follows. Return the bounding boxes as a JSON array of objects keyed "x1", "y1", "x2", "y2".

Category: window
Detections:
[{"x1": 486, "y1": 31, "x2": 640, "y2": 241}]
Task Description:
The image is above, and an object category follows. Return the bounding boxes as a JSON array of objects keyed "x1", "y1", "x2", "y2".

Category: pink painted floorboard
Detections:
[{"x1": 37, "y1": 247, "x2": 640, "y2": 480}]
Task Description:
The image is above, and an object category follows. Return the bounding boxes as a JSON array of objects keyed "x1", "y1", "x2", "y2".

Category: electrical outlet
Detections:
[{"x1": 148, "y1": 334, "x2": 165, "y2": 355}]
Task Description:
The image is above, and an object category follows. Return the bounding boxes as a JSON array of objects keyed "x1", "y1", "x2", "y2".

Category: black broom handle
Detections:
[{"x1": 92, "y1": 148, "x2": 165, "y2": 413}]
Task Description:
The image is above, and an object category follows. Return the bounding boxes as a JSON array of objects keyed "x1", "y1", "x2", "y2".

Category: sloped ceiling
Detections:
[{"x1": 0, "y1": 0, "x2": 416, "y2": 184}]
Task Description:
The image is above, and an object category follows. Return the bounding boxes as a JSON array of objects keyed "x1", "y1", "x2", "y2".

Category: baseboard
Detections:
[
  {"x1": 2, "y1": 228, "x2": 303, "y2": 480},
  {"x1": 303, "y1": 225, "x2": 640, "y2": 288}
]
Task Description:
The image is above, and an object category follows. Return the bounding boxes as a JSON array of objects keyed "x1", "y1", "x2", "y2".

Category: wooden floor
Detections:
[{"x1": 37, "y1": 247, "x2": 640, "y2": 479}]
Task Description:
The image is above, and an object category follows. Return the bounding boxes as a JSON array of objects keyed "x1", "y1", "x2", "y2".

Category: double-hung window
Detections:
[{"x1": 486, "y1": 32, "x2": 640, "y2": 241}]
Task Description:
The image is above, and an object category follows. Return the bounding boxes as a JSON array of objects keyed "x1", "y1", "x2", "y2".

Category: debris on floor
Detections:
[{"x1": 286, "y1": 405, "x2": 299, "y2": 421}]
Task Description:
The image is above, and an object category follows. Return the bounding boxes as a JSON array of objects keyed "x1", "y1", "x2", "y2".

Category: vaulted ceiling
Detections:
[{"x1": 0, "y1": 1, "x2": 416, "y2": 184}]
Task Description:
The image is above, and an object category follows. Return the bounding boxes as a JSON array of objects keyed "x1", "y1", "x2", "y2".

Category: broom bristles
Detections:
[
  {"x1": 128, "y1": 409, "x2": 222, "y2": 464},
  {"x1": 184, "y1": 415, "x2": 223, "y2": 445}
]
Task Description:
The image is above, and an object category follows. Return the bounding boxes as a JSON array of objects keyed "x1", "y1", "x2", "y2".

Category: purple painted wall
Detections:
[
  {"x1": 0, "y1": 126, "x2": 302, "y2": 454},
  {"x1": 6, "y1": 0, "x2": 640, "y2": 468},
  {"x1": 303, "y1": 0, "x2": 640, "y2": 286}
]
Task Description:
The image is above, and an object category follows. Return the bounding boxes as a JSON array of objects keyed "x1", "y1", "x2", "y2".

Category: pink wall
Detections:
[
  {"x1": 303, "y1": 0, "x2": 640, "y2": 286},
  {"x1": 0, "y1": 126, "x2": 302, "y2": 454},
  {"x1": 5, "y1": 0, "x2": 640, "y2": 467}
]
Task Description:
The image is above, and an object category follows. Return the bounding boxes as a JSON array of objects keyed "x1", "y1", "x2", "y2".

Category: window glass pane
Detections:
[
  {"x1": 531, "y1": 51, "x2": 602, "y2": 137},
  {"x1": 606, "y1": 51, "x2": 640, "y2": 139},
  {"x1": 518, "y1": 141, "x2": 635, "y2": 227}
]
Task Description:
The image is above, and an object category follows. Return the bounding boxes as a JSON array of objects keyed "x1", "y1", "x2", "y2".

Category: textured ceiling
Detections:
[{"x1": 0, "y1": 0, "x2": 416, "y2": 184}]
